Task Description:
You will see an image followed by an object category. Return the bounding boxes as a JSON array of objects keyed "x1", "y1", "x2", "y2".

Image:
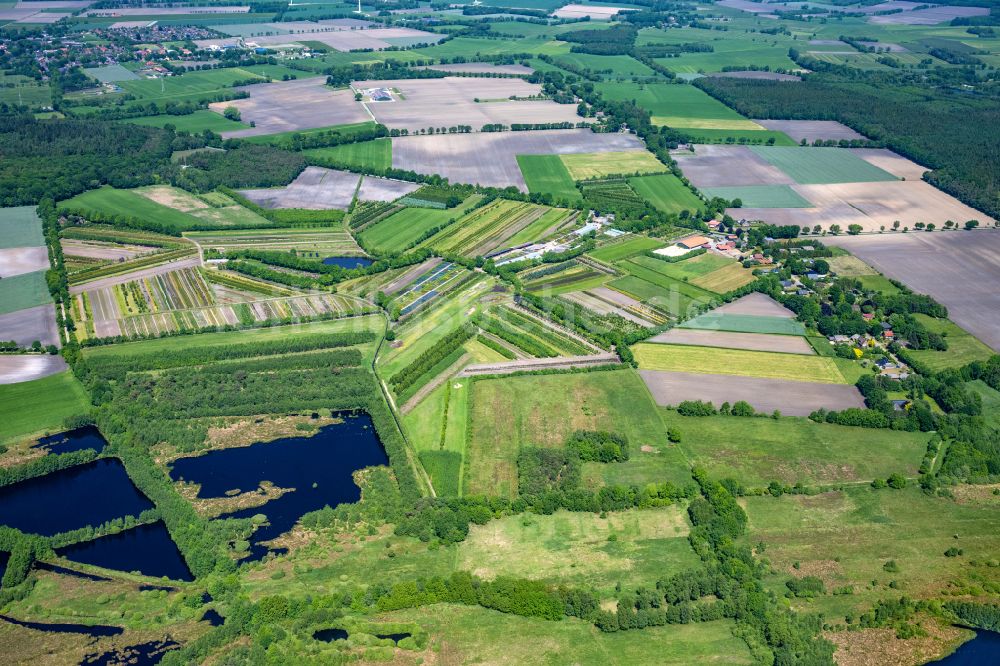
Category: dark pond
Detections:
[
  {"x1": 81, "y1": 639, "x2": 179, "y2": 666},
  {"x1": 322, "y1": 256, "x2": 373, "y2": 269},
  {"x1": 314, "y1": 628, "x2": 349, "y2": 642},
  {"x1": 928, "y1": 630, "x2": 1000, "y2": 665},
  {"x1": 0, "y1": 459, "x2": 153, "y2": 536},
  {"x1": 0, "y1": 614, "x2": 122, "y2": 637},
  {"x1": 0, "y1": 551, "x2": 7, "y2": 582},
  {"x1": 376, "y1": 632, "x2": 412, "y2": 643},
  {"x1": 139, "y1": 584, "x2": 176, "y2": 592},
  {"x1": 168, "y1": 413, "x2": 388, "y2": 561},
  {"x1": 32, "y1": 426, "x2": 106, "y2": 456},
  {"x1": 57, "y1": 521, "x2": 193, "y2": 582},
  {"x1": 201, "y1": 609, "x2": 225, "y2": 627}
]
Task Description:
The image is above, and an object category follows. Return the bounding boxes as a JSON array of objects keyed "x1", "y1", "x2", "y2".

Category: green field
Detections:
[
  {"x1": 506, "y1": 207, "x2": 573, "y2": 245},
  {"x1": 745, "y1": 486, "x2": 1000, "y2": 618},
  {"x1": 678, "y1": 128, "x2": 797, "y2": 146},
  {"x1": 588, "y1": 236, "x2": 664, "y2": 263},
  {"x1": 467, "y1": 369, "x2": 692, "y2": 497},
  {"x1": 517, "y1": 154, "x2": 580, "y2": 203},
  {"x1": 0, "y1": 206, "x2": 44, "y2": 248},
  {"x1": 668, "y1": 413, "x2": 928, "y2": 487},
  {"x1": 628, "y1": 173, "x2": 704, "y2": 215},
  {"x1": 560, "y1": 151, "x2": 667, "y2": 180},
  {"x1": 680, "y1": 312, "x2": 806, "y2": 335},
  {"x1": 303, "y1": 138, "x2": 391, "y2": 171},
  {"x1": 243, "y1": 121, "x2": 378, "y2": 146},
  {"x1": 359, "y1": 205, "x2": 456, "y2": 254},
  {"x1": 125, "y1": 110, "x2": 248, "y2": 133},
  {"x1": 0, "y1": 270, "x2": 52, "y2": 315},
  {"x1": 624, "y1": 253, "x2": 754, "y2": 295},
  {"x1": 857, "y1": 274, "x2": 902, "y2": 295},
  {"x1": 116, "y1": 68, "x2": 273, "y2": 102},
  {"x1": 750, "y1": 146, "x2": 899, "y2": 184},
  {"x1": 596, "y1": 81, "x2": 755, "y2": 129},
  {"x1": 0, "y1": 371, "x2": 91, "y2": 444},
  {"x1": 382, "y1": 606, "x2": 752, "y2": 665},
  {"x1": 83, "y1": 64, "x2": 139, "y2": 83},
  {"x1": 968, "y1": 379, "x2": 1000, "y2": 427},
  {"x1": 906, "y1": 314, "x2": 995, "y2": 372},
  {"x1": 633, "y1": 343, "x2": 848, "y2": 383},
  {"x1": 638, "y1": 27, "x2": 798, "y2": 73},
  {"x1": 552, "y1": 53, "x2": 654, "y2": 77},
  {"x1": 702, "y1": 185, "x2": 813, "y2": 208}
]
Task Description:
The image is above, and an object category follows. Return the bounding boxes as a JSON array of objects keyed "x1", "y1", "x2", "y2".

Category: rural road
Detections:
[{"x1": 69, "y1": 256, "x2": 201, "y2": 295}]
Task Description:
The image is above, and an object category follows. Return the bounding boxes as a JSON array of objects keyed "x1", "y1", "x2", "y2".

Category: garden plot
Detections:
[
  {"x1": 208, "y1": 78, "x2": 369, "y2": 139},
  {"x1": 754, "y1": 120, "x2": 865, "y2": 144},
  {"x1": 0, "y1": 247, "x2": 48, "y2": 278},
  {"x1": 352, "y1": 77, "x2": 580, "y2": 131},
  {"x1": 0, "y1": 305, "x2": 60, "y2": 348},
  {"x1": 640, "y1": 370, "x2": 864, "y2": 416},
  {"x1": 649, "y1": 329, "x2": 815, "y2": 355},
  {"x1": 826, "y1": 231, "x2": 1000, "y2": 352},
  {"x1": 392, "y1": 130, "x2": 646, "y2": 190},
  {"x1": 240, "y1": 167, "x2": 360, "y2": 210},
  {"x1": 356, "y1": 175, "x2": 419, "y2": 202},
  {"x1": 0, "y1": 355, "x2": 68, "y2": 385}
]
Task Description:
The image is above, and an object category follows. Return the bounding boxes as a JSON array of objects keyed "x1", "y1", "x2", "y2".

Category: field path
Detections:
[
  {"x1": 400, "y1": 352, "x2": 470, "y2": 414},
  {"x1": 457, "y1": 352, "x2": 619, "y2": 377},
  {"x1": 69, "y1": 257, "x2": 201, "y2": 295}
]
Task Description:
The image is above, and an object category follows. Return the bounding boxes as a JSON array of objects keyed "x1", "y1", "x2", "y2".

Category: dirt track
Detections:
[{"x1": 457, "y1": 352, "x2": 619, "y2": 377}]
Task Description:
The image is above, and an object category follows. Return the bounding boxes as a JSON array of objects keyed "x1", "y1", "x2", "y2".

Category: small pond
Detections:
[
  {"x1": 168, "y1": 413, "x2": 388, "y2": 561},
  {"x1": 314, "y1": 628, "x2": 349, "y2": 642},
  {"x1": 0, "y1": 551, "x2": 7, "y2": 582},
  {"x1": 81, "y1": 639, "x2": 179, "y2": 666},
  {"x1": 57, "y1": 521, "x2": 193, "y2": 582},
  {"x1": 0, "y1": 458, "x2": 153, "y2": 536},
  {"x1": 0, "y1": 614, "x2": 123, "y2": 637},
  {"x1": 928, "y1": 630, "x2": 1000, "y2": 665},
  {"x1": 201, "y1": 609, "x2": 225, "y2": 627},
  {"x1": 322, "y1": 256, "x2": 373, "y2": 269},
  {"x1": 376, "y1": 632, "x2": 412, "y2": 643},
  {"x1": 32, "y1": 426, "x2": 107, "y2": 456}
]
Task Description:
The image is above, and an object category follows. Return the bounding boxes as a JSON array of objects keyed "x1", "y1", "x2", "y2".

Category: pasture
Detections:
[
  {"x1": 359, "y1": 205, "x2": 458, "y2": 254},
  {"x1": 467, "y1": 369, "x2": 692, "y2": 497},
  {"x1": 516, "y1": 154, "x2": 580, "y2": 203},
  {"x1": 745, "y1": 486, "x2": 1000, "y2": 618},
  {"x1": 588, "y1": 236, "x2": 664, "y2": 263},
  {"x1": 628, "y1": 173, "x2": 704, "y2": 215},
  {"x1": 632, "y1": 343, "x2": 849, "y2": 383},
  {"x1": 116, "y1": 68, "x2": 273, "y2": 103},
  {"x1": 304, "y1": 138, "x2": 392, "y2": 171},
  {"x1": 666, "y1": 413, "x2": 926, "y2": 486},
  {"x1": 906, "y1": 314, "x2": 994, "y2": 371},
  {"x1": 0, "y1": 371, "x2": 91, "y2": 444},
  {"x1": 126, "y1": 110, "x2": 248, "y2": 133},
  {"x1": 627, "y1": 253, "x2": 754, "y2": 294},
  {"x1": 456, "y1": 508, "x2": 696, "y2": 594},
  {"x1": 595, "y1": 81, "x2": 758, "y2": 129}
]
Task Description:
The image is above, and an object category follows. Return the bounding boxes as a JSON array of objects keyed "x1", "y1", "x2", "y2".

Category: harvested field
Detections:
[
  {"x1": 729, "y1": 180, "x2": 996, "y2": 233},
  {"x1": 649, "y1": 329, "x2": 815, "y2": 354},
  {"x1": 673, "y1": 145, "x2": 794, "y2": 188},
  {"x1": 640, "y1": 370, "x2": 864, "y2": 416},
  {"x1": 196, "y1": 26, "x2": 440, "y2": 51},
  {"x1": 632, "y1": 343, "x2": 845, "y2": 383},
  {"x1": 353, "y1": 77, "x2": 580, "y2": 131},
  {"x1": 869, "y1": 5, "x2": 987, "y2": 24},
  {"x1": 414, "y1": 62, "x2": 533, "y2": 75},
  {"x1": 714, "y1": 292, "x2": 796, "y2": 317},
  {"x1": 208, "y1": 78, "x2": 369, "y2": 139},
  {"x1": 754, "y1": 120, "x2": 865, "y2": 144},
  {"x1": 240, "y1": 167, "x2": 360, "y2": 210},
  {"x1": 826, "y1": 231, "x2": 1000, "y2": 352},
  {"x1": 86, "y1": 5, "x2": 249, "y2": 15},
  {"x1": 356, "y1": 175, "x2": 419, "y2": 202},
  {"x1": 60, "y1": 239, "x2": 153, "y2": 261},
  {"x1": 392, "y1": 130, "x2": 645, "y2": 190},
  {"x1": 552, "y1": 3, "x2": 632, "y2": 19},
  {"x1": 707, "y1": 71, "x2": 801, "y2": 81},
  {"x1": 848, "y1": 148, "x2": 928, "y2": 179},
  {"x1": 0, "y1": 247, "x2": 49, "y2": 278},
  {"x1": 0, "y1": 355, "x2": 68, "y2": 385},
  {"x1": 0, "y1": 304, "x2": 60, "y2": 348}
]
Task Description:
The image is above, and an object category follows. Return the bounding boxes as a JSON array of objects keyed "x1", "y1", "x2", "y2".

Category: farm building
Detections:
[{"x1": 678, "y1": 235, "x2": 711, "y2": 249}]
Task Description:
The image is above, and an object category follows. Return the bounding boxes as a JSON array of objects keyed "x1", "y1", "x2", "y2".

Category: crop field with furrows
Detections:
[
  {"x1": 579, "y1": 179, "x2": 649, "y2": 214},
  {"x1": 627, "y1": 173, "x2": 704, "y2": 215},
  {"x1": 559, "y1": 151, "x2": 667, "y2": 180},
  {"x1": 522, "y1": 264, "x2": 611, "y2": 295},
  {"x1": 516, "y1": 154, "x2": 580, "y2": 203},
  {"x1": 632, "y1": 343, "x2": 849, "y2": 384},
  {"x1": 358, "y1": 203, "x2": 467, "y2": 254},
  {"x1": 391, "y1": 262, "x2": 469, "y2": 317},
  {"x1": 184, "y1": 228, "x2": 361, "y2": 256},
  {"x1": 478, "y1": 305, "x2": 593, "y2": 358},
  {"x1": 612, "y1": 259, "x2": 718, "y2": 304},
  {"x1": 420, "y1": 199, "x2": 552, "y2": 257}
]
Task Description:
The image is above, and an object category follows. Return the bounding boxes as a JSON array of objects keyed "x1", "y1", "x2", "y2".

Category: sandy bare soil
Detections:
[
  {"x1": 649, "y1": 329, "x2": 815, "y2": 354},
  {"x1": 848, "y1": 148, "x2": 928, "y2": 179},
  {"x1": 210, "y1": 79, "x2": 369, "y2": 139},
  {"x1": 352, "y1": 77, "x2": 580, "y2": 132},
  {"x1": 755, "y1": 120, "x2": 865, "y2": 143},
  {"x1": 731, "y1": 180, "x2": 995, "y2": 233},
  {"x1": 392, "y1": 130, "x2": 645, "y2": 190},
  {"x1": 553, "y1": 3, "x2": 631, "y2": 18},
  {"x1": 196, "y1": 26, "x2": 440, "y2": 51},
  {"x1": 639, "y1": 369, "x2": 865, "y2": 416},
  {"x1": 357, "y1": 176, "x2": 419, "y2": 203},
  {"x1": 714, "y1": 292, "x2": 797, "y2": 318},
  {"x1": 414, "y1": 63, "x2": 533, "y2": 75},
  {"x1": 240, "y1": 167, "x2": 361, "y2": 210},
  {"x1": 0, "y1": 247, "x2": 49, "y2": 278},
  {"x1": 674, "y1": 145, "x2": 793, "y2": 188},
  {"x1": 61, "y1": 240, "x2": 154, "y2": 261},
  {"x1": 0, "y1": 355, "x2": 68, "y2": 384},
  {"x1": 826, "y1": 231, "x2": 1000, "y2": 352},
  {"x1": 0, "y1": 304, "x2": 60, "y2": 348}
]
